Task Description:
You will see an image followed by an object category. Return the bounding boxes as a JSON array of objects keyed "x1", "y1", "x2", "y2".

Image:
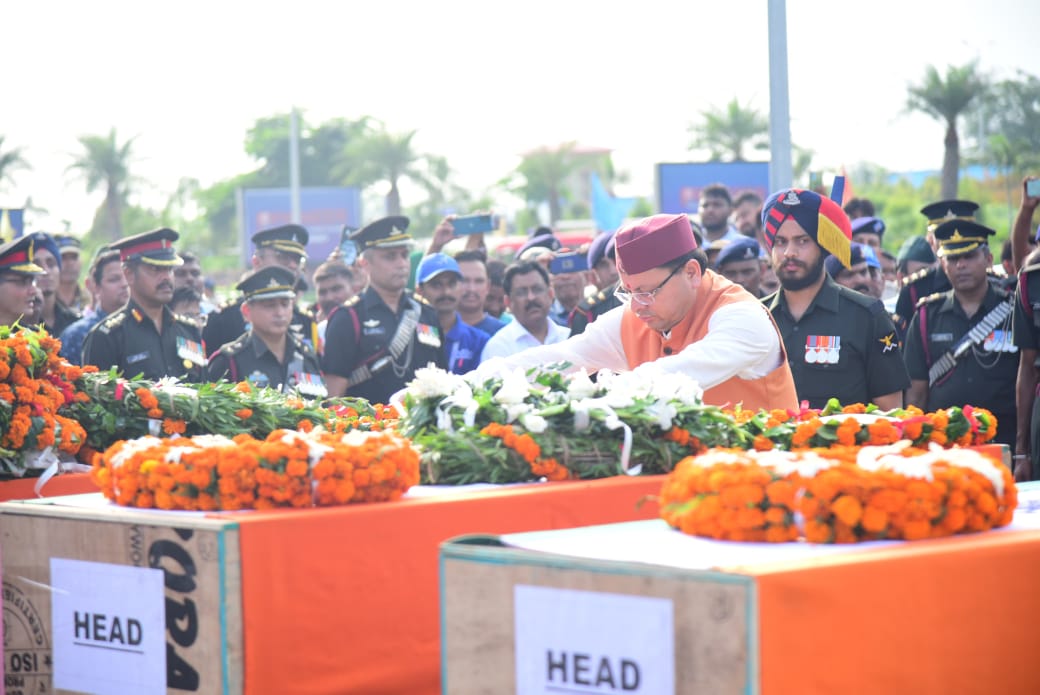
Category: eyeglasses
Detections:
[{"x1": 614, "y1": 263, "x2": 684, "y2": 306}]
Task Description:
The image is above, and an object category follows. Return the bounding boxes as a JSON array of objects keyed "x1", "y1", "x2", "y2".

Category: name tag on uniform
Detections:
[
  {"x1": 983, "y1": 330, "x2": 1018, "y2": 353},
  {"x1": 805, "y1": 335, "x2": 840, "y2": 364},
  {"x1": 293, "y1": 372, "x2": 328, "y2": 398},
  {"x1": 127, "y1": 351, "x2": 149, "y2": 364},
  {"x1": 363, "y1": 319, "x2": 385, "y2": 336},
  {"x1": 176, "y1": 336, "x2": 208, "y2": 366},
  {"x1": 416, "y1": 323, "x2": 441, "y2": 347},
  {"x1": 931, "y1": 332, "x2": 954, "y2": 342}
]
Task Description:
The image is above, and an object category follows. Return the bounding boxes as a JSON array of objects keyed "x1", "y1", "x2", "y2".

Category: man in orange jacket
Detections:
[{"x1": 476, "y1": 213, "x2": 797, "y2": 411}]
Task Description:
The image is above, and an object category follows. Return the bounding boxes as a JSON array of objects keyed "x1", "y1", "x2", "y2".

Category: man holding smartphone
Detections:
[{"x1": 1012, "y1": 176, "x2": 1040, "y2": 482}]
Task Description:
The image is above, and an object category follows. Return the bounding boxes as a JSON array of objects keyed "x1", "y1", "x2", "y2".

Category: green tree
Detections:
[
  {"x1": 338, "y1": 126, "x2": 432, "y2": 216},
  {"x1": 67, "y1": 128, "x2": 138, "y2": 242},
  {"x1": 503, "y1": 143, "x2": 609, "y2": 226},
  {"x1": 0, "y1": 136, "x2": 30, "y2": 191},
  {"x1": 245, "y1": 113, "x2": 370, "y2": 186},
  {"x1": 965, "y1": 70, "x2": 1040, "y2": 177},
  {"x1": 688, "y1": 98, "x2": 768, "y2": 161},
  {"x1": 906, "y1": 61, "x2": 989, "y2": 200},
  {"x1": 196, "y1": 114, "x2": 370, "y2": 246},
  {"x1": 404, "y1": 153, "x2": 479, "y2": 237}
]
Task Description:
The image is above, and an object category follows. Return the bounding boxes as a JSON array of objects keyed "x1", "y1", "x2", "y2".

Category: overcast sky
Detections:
[{"x1": 5, "y1": 0, "x2": 1039, "y2": 231}]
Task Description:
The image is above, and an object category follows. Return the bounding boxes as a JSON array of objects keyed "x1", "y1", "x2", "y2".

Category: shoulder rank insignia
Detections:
[
  {"x1": 98, "y1": 310, "x2": 127, "y2": 334},
  {"x1": 901, "y1": 267, "x2": 933, "y2": 286},
  {"x1": 879, "y1": 332, "x2": 897, "y2": 353},
  {"x1": 344, "y1": 295, "x2": 361, "y2": 307},
  {"x1": 915, "y1": 292, "x2": 945, "y2": 309}
]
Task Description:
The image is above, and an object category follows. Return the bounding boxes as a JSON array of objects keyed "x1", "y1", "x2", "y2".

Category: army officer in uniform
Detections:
[
  {"x1": 904, "y1": 220, "x2": 1017, "y2": 449},
  {"x1": 895, "y1": 200, "x2": 980, "y2": 328},
  {"x1": 321, "y1": 216, "x2": 446, "y2": 403},
  {"x1": 83, "y1": 228, "x2": 207, "y2": 381},
  {"x1": 203, "y1": 224, "x2": 317, "y2": 352},
  {"x1": 761, "y1": 189, "x2": 909, "y2": 410},
  {"x1": 0, "y1": 235, "x2": 45, "y2": 327},
  {"x1": 206, "y1": 266, "x2": 325, "y2": 397}
]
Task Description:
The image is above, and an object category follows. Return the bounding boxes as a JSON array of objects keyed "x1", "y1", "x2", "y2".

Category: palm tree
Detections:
[
  {"x1": 67, "y1": 128, "x2": 137, "y2": 241},
  {"x1": 507, "y1": 143, "x2": 588, "y2": 225},
  {"x1": 688, "y1": 99, "x2": 768, "y2": 161},
  {"x1": 338, "y1": 126, "x2": 429, "y2": 215},
  {"x1": 907, "y1": 61, "x2": 988, "y2": 199},
  {"x1": 0, "y1": 136, "x2": 30, "y2": 191}
]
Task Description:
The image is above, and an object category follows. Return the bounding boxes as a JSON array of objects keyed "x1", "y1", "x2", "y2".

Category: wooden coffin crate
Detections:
[{"x1": 1, "y1": 499, "x2": 241, "y2": 695}]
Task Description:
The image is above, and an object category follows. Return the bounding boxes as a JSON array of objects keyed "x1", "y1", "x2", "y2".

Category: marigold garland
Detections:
[
  {"x1": 92, "y1": 427, "x2": 420, "y2": 510},
  {"x1": 660, "y1": 444, "x2": 1016, "y2": 543},
  {"x1": 481, "y1": 422, "x2": 571, "y2": 481},
  {"x1": 659, "y1": 450, "x2": 799, "y2": 542},
  {"x1": 0, "y1": 326, "x2": 89, "y2": 475}
]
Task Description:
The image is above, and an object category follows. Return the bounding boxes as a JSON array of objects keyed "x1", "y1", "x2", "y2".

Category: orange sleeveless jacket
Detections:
[{"x1": 620, "y1": 271, "x2": 797, "y2": 411}]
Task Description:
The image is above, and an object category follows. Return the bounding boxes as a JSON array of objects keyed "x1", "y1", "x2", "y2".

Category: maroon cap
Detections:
[{"x1": 614, "y1": 214, "x2": 697, "y2": 275}]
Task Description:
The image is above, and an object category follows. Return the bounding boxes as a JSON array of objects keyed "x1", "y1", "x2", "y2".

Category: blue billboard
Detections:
[
  {"x1": 657, "y1": 162, "x2": 770, "y2": 214},
  {"x1": 239, "y1": 187, "x2": 362, "y2": 268}
]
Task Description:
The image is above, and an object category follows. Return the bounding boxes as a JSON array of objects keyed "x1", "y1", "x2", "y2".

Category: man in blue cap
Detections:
[
  {"x1": 322, "y1": 216, "x2": 446, "y2": 402},
  {"x1": 83, "y1": 228, "x2": 207, "y2": 381},
  {"x1": 0, "y1": 235, "x2": 44, "y2": 327},
  {"x1": 206, "y1": 266, "x2": 325, "y2": 396},
  {"x1": 904, "y1": 219, "x2": 1017, "y2": 450},
  {"x1": 203, "y1": 223, "x2": 317, "y2": 354},
  {"x1": 714, "y1": 237, "x2": 764, "y2": 298},
  {"x1": 415, "y1": 253, "x2": 488, "y2": 375}
]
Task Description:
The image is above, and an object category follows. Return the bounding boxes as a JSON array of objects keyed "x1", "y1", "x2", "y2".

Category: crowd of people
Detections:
[{"x1": 3, "y1": 177, "x2": 1038, "y2": 483}]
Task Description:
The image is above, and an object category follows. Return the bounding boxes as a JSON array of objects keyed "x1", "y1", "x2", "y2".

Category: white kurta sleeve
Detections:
[
  {"x1": 632, "y1": 301, "x2": 781, "y2": 388},
  {"x1": 475, "y1": 307, "x2": 630, "y2": 378}
]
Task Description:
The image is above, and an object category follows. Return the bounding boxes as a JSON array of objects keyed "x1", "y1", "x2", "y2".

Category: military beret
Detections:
[
  {"x1": 850, "y1": 216, "x2": 886, "y2": 240},
  {"x1": 586, "y1": 231, "x2": 616, "y2": 269},
  {"x1": 517, "y1": 233, "x2": 562, "y2": 260},
  {"x1": 29, "y1": 232, "x2": 62, "y2": 270},
  {"x1": 825, "y1": 242, "x2": 879, "y2": 276},
  {"x1": 896, "y1": 236, "x2": 936, "y2": 265},
  {"x1": 715, "y1": 237, "x2": 760, "y2": 268}
]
